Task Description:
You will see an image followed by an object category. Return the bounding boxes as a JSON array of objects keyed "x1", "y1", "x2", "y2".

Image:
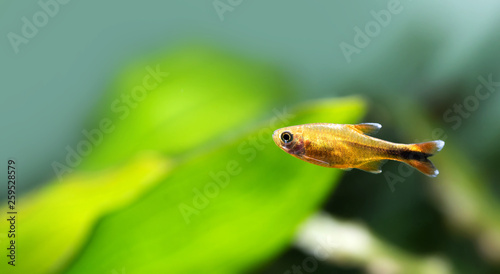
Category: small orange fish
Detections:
[{"x1": 272, "y1": 123, "x2": 444, "y2": 177}]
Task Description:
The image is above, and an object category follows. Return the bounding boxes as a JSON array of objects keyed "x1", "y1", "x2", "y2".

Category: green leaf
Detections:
[
  {"x1": 64, "y1": 97, "x2": 367, "y2": 274},
  {"x1": 0, "y1": 153, "x2": 169, "y2": 274},
  {"x1": 1, "y1": 46, "x2": 295, "y2": 274},
  {"x1": 80, "y1": 45, "x2": 293, "y2": 170},
  {"x1": 3, "y1": 46, "x2": 366, "y2": 274}
]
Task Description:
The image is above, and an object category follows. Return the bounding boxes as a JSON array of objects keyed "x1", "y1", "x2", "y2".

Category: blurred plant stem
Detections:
[
  {"x1": 295, "y1": 212, "x2": 451, "y2": 274},
  {"x1": 390, "y1": 100, "x2": 500, "y2": 264}
]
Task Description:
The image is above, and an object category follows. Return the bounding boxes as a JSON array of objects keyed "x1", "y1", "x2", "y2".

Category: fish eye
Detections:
[{"x1": 280, "y1": 131, "x2": 293, "y2": 144}]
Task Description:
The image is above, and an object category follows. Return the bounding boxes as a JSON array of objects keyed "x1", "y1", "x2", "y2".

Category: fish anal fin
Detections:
[
  {"x1": 356, "y1": 160, "x2": 387, "y2": 174},
  {"x1": 350, "y1": 123, "x2": 382, "y2": 135}
]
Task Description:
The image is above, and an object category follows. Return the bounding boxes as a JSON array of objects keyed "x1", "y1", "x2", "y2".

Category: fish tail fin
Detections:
[
  {"x1": 405, "y1": 158, "x2": 438, "y2": 177},
  {"x1": 402, "y1": 140, "x2": 445, "y2": 177},
  {"x1": 412, "y1": 140, "x2": 445, "y2": 155}
]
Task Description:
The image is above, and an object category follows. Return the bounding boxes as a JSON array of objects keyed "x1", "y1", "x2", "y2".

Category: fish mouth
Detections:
[
  {"x1": 272, "y1": 129, "x2": 280, "y2": 138},
  {"x1": 272, "y1": 130, "x2": 281, "y2": 146}
]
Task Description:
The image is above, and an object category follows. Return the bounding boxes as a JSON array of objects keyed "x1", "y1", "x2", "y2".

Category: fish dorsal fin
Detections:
[
  {"x1": 356, "y1": 160, "x2": 387, "y2": 174},
  {"x1": 350, "y1": 123, "x2": 382, "y2": 135}
]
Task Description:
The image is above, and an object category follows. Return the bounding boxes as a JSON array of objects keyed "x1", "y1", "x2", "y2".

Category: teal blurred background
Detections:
[{"x1": 1, "y1": 0, "x2": 500, "y2": 273}]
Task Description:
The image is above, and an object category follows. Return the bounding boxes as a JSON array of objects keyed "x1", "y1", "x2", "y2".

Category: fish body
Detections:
[{"x1": 272, "y1": 123, "x2": 444, "y2": 177}]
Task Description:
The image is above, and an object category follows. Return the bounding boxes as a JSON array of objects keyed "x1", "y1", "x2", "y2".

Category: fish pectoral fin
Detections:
[
  {"x1": 350, "y1": 123, "x2": 382, "y2": 136},
  {"x1": 302, "y1": 155, "x2": 330, "y2": 166},
  {"x1": 356, "y1": 160, "x2": 387, "y2": 174}
]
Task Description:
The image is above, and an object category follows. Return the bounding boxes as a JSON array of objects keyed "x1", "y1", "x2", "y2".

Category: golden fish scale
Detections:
[{"x1": 301, "y1": 124, "x2": 405, "y2": 168}]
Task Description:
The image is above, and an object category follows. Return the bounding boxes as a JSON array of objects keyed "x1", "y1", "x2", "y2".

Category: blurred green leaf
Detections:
[
  {"x1": 0, "y1": 153, "x2": 169, "y2": 274},
  {"x1": 80, "y1": 45, "x2": 293, "y2": 170},
  {"x1": 63, "y1": 97, "x2": 366, "y2": 274},
  {"x1": 2, "y1": 46, "x2": 299, "y2": 274},
  {"x1": 3, "y1": 43, "x2": 367, "y2": 274}
]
